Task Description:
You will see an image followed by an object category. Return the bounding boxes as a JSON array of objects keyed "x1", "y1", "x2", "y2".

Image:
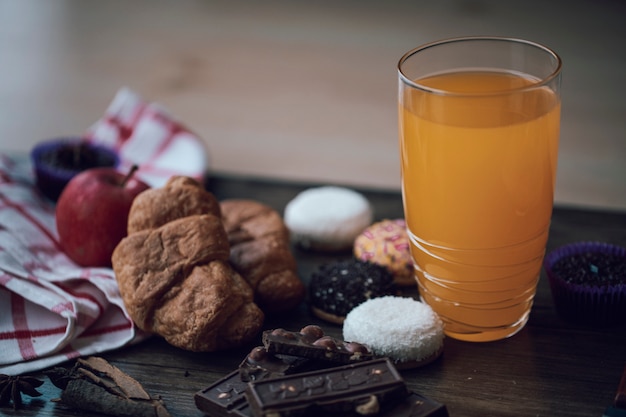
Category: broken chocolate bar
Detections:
[
  {"x1": 239, "y1": 347, "x2": 315, "y2": 382},
  {"x1": 245, "y1": 357, "x2": 408, "y2": 417},
  {"x1": 262, "y1": 325, "x2": 374, "y2": 364},
  {"x1": 195, "y1": 363, "x2": 448, "y2": 417},
  {"x1": 194, "y1": 370, "x2": 250, "y2": 417}
]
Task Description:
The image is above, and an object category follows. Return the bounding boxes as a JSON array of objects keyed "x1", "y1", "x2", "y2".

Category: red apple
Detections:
[{"x1": 56, "y1": 165, "x2": 150, "y2": 267}]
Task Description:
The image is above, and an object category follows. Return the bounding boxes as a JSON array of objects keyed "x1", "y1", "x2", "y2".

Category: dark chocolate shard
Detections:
[
  {"x1": 194, "y1": 371, "x2": 251, "y2": 417},
  {"x1": 262, "y1": 326, "x2": 374, "y2": 364},
  {"x1": 245, "y1": 357, "x2": 408, "y2": 417}
]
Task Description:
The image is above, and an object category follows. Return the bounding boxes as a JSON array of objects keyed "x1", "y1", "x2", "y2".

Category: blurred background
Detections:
[{"x1": 1, "y1": 0, "x2": 624, "y2": 211}]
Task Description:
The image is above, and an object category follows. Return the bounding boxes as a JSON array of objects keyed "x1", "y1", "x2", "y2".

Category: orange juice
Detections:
[{"x1": 399, "y1": 71, "x2": 560, "y2": 341}]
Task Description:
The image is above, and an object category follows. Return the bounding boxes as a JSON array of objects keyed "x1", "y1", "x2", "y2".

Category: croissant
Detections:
[
  {"x1": 111, "y1": 176, "x2": 264, "y2": 351},
  {"x1": 127, "y1": 175, "x2": 222, "y2": 234},
  {"x1": 220, "y1": 199, "x2": 305, "y2": 313}
]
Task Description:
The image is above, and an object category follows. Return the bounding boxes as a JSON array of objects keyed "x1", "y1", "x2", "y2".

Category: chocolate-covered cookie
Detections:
[{"x1": 309, "y1": 259, "x2": 397, "y2": 324}]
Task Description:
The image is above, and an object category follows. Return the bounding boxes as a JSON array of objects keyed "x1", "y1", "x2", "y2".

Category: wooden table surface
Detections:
[{"x1": 5, "y1": 174, "x2": 626, "y2": 417}]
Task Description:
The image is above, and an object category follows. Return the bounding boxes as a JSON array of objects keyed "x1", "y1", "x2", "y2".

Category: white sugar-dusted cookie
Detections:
[
  {"x1": 342, "y1": 296, "x2": 444, "y2": 369},
  {"x1": 284, "y1": 186, "x2": 373, "y2": 252}
]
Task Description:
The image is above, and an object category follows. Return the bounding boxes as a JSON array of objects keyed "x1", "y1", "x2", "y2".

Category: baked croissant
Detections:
[
  {"x1": 111, "y1": 176, "x2": 264, "y2": 351},
  {"x1": 127, "y1": 175, "x2": 222, "y2": 234},
  {"x1": 220, "y1": 199, "x2": 305, "y2": 313}
]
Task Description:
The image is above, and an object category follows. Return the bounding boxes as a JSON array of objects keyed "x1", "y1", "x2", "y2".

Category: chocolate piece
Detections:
[
  {"x1": 262, "y1": 326, "x2": 374, "y2": 364},
  {"x1": 239, "y1": 347, "x2": 315, "y2": 382},
  {"x1": 388, "y1": 392, "x2": 449, "y2": 417},
  {"x1": 245, "y1": 358, "x2": 408, "y2": 417},
  {"x1": 194, "y1": 371, "x2": 250, "y2": 417}
]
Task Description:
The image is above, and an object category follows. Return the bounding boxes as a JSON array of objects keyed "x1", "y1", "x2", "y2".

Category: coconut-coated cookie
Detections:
[
  {"x1": 308, "y1": 258, "x2": 397, "y2": 324},
  {"x1": 284, "y1": 186, "x2": 373, "y2": 252},
  {"x1": 342, "y1": 296, "x2": 444, "y2": 369},
  {"x1": 354, "y1": 219, "x2": 414, "y2": 286}
]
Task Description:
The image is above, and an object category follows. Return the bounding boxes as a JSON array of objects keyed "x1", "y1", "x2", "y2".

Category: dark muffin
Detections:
[
  {"x1": 31, "y1": 138, "x2": 119, "y2": 201},
  {"x1": 309, "y1": 258, "x2": 397, "y2": 324},
  {"x1": 544, "y1": 241, "x2": 626, "y2": 326}
]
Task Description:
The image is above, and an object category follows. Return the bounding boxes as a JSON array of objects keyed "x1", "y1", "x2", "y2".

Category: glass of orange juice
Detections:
[{"x1": 398, "y1": 37, "x2": 562, "y2": 342}]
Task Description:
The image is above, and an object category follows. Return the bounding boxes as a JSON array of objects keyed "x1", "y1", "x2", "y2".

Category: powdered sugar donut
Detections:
[
  {"x1": 354, "y1": 219, "x2": 414, "y2": 286},
  {"x1": 342, "y1": 296, "x2": 444, "y2": 369},
  {"x1": 284, "y1": 186, "x2": 373, "y2": 252}
]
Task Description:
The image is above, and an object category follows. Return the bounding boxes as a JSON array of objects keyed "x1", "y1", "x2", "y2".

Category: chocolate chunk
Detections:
[
  {"x1": 262, "y1": 326, "x2": 374, "y2": 364},
  {"x1": 239, "y1": 347, "x2": 316, "y2": 382},
  {"x1": 245, "y1": 358, "x2": 409, "y2": 417},
  {"x1": 388, "y1": 392, "x2": 449, "y2": 417},
  {"x1": 194, "y1": 371, "x2": 250, "y2": 417}
]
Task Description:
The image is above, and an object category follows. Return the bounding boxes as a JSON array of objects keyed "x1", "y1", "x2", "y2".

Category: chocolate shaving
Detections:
[{"x1": 46, "y1": 356, "x2": 171, "y2": 417}]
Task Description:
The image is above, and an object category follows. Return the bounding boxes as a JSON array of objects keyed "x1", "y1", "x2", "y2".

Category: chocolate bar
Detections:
[
  {"x1": 262, "y1": 326, "x2": 374, "y2": 364},
  {"x1": 239, "y1": 346, "x2": 316, "y2": 382},
  {"x1": 195, "y1": 365, "x2": 448, "y2": 417},
  {"x1": 245, "y1": 357, "x2": 408, "y2": 417},
  {"x1": 194, "y1": 371, "x2": 250, "y2": 417}
]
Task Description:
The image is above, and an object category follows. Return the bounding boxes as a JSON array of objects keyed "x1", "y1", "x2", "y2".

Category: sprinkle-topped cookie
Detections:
[{"x1": 354, "y1": 219, "x2": 414, "y2": 286}]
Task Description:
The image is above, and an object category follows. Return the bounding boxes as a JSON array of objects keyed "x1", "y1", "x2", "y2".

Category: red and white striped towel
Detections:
[
  {"x1": 0, "y1": 88, "x2": 209, "y2": 375},
  {"x1": 85, "y1": 87, "x2": 209, "y2": 187}
]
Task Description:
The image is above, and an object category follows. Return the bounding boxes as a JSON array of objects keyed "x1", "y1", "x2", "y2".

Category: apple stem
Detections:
[{"x1": 120, "y1": 165, "x2": 139, "y2": 187}]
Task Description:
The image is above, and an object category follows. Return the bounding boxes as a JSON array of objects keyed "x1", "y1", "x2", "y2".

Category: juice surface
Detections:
[{"x1": 399, "y1": 71, "x2": 560, "y2": 341}]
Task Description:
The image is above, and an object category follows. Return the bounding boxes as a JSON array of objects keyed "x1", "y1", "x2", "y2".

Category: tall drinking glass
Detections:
[{"x1": 398, "y1": 37, "x2": 562, "y2": 342}]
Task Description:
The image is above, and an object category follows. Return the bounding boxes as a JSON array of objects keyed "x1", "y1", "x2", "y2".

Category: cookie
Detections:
[
  {"x1": 354, "y1": 219, "x2": 414, "y2": 286},
  {"x1": 284, "y1": 186, "x2": 373, "y2": 252},
  {"x1": 309, "y1": 259, "x2": 397, "y2": 324},
  {"x1": 342, "y1": 296, "x2": 444, "y2": 369}
]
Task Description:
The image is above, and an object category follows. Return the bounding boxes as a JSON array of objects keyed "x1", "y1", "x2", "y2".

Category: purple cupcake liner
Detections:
[
  {"x1": 544, "y1": 241, "x2": 626, "y2": 326},
  {"x1": 31, "y1": 138, "x2": 119, "y2": 201}
]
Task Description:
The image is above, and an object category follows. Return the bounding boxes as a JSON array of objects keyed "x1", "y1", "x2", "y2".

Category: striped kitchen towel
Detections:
[
  {"x1": 0, "y1": 88, "x2": 209, "y2": 375},
  {"x1": 85, "y1": 87, "x2": 209, "y2": 187}
]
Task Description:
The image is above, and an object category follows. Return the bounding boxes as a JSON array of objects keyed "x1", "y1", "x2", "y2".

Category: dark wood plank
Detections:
[{"x1": 9, "y1": 174, "x2": 626, "y2": 417}]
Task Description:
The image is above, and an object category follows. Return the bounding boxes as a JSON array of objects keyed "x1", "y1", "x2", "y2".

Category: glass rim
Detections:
[{"x1": 397, "y1": 36, "x2": 563, "y2": 96}]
